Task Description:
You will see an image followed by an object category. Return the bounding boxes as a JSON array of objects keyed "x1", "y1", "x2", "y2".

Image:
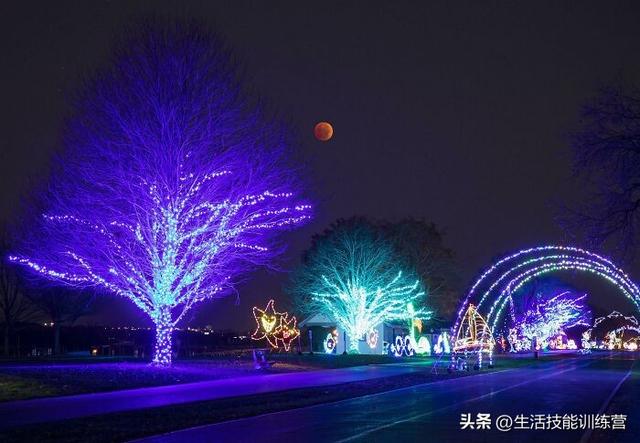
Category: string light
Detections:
[
  {"x1": 251, "y1": 299, "x2": 300, "y2": 351},
  {"x1": 391, "y1": 335, "x2": 415, "y2": 357},
  {"x1": 434, "y1": 331, "x2": 451, "y2": 354},
  {"x1": 453, "y1": 246, "x2": 640, "y2": 352},
  {"x1": 509, "y1": 291, "x2": 591, "y2": 351},
  {"x1": 453, "y1": 304, "x2": 494, "y2": 368},
  {"x1": 366, "y1": 329, "x2": 379, "y2": 349},
  {"x1": 8, "y1": 27, "x2": 311, "y2": 366},
  {"x1": 324, "y1": 331, "x2": 338, "y2": 354},
  {"x1": 291, "y1": 224, "x2": 430, "y2": 353},
  {"x1": 586, "y1": 311, "x2": 640, "y2": 351}
]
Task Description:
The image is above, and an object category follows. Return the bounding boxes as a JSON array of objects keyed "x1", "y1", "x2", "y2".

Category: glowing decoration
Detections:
[
  {"x1": 582, "y1": 330, "x2": 592, "y2": 350},
  {"x1": 405, "y1": 302, "x2": 431, "y2": 355},
  {"x1": 273, "y1": 315, "x2": 300, "y2": 351},
  {"x1": 314, "y1": 121, "x2": 334, "y2": 141},
  {"x1": 509, "y1": 291, "x2": 591, "y2": 351},
  {"x1": 454, "y1": 304, "x2": 494, "y2": 352},
  {"x1": 290, "y1": 224, "x2": 429, "y2": 353},
  {"x1": 253, "y1": 300, "x2": 282, "y2": 345},
  {"x1": 8, "y1": 26, "x2": 311, "y2": 365},
  {"x1": 587, "y1": 311, "x2": 640, "y2": 351},
  {"x1": 366, "y1": 329, "x2": 379, "y2": 349},
  {"x1": 453, "y1": 304, "x2": 494, "y2": 368},
  {"x1": 391, "y1": 335, "x2": 414, "y2": 357},
  {"x1": 252, "y1": 300, "x2": 299, "y2": 351},
  {"x1": 453, "y1": 246, "x2": 640, "y2": 353},
  {"x1": 324, "y1": 331, "x2": 338, "y2": 354},
  {"x1": 434, "y1": 332, "x2": 451, "y2": 354}
]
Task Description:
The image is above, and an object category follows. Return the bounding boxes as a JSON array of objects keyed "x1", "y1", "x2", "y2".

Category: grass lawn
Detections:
[
  {"x1": 0, "y1": 352, "x2": 433, "y2": 402},
  {"x1": 0, "y1": 374, "x2": 60, "y2": 402}
]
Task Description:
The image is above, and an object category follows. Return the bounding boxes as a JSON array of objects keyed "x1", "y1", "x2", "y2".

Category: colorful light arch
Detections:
[{"x1": 453, "y1": 246, "x2": 640, "y2": 338}]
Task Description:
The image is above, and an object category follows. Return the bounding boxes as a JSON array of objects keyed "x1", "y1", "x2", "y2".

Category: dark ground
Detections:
[
  {"x1": 139, "y1": 353, "x2": 639, "y2": 443},
  {"x1": 0, "y1": 353, "x2": 579, "y2": 442}
]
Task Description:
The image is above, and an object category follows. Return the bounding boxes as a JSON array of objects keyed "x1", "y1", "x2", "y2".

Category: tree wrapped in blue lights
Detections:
[
  {"x1": 290, "y1": 219, "x2": 429, "y2": 353},
  {"x1": 9, "y1": 23, "x2": 310, "y2": 365}
]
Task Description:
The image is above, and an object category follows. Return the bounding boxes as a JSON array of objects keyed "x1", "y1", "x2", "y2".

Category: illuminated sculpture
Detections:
[
  {"x1": 582, "y1": 330, "x2": 592, "y2": 350},
  {"x1": 434, "y1": 331, "x2": 451, "y2": 354},
  {"x1": 392, "y1": 335, "x2": 415, "y2": 357},
  {"x1": 510, "y1": 291, "x2": 591, "y2": 351},
  {"x1": 273, "y1": 315, "x2": 300, "y2": 351},
  {"x1": 454, "y1": 304, "x2": 495, "y2": 352},
  {"x1": 588, "y1": 311, "x2": 640, "y2": 350},
  {"x1": 324, "y1": 331, "x2": 338, "y2": 354},
  {"x1": 453, "y1": 246, "x2": 640, "y2": 354},
  {"x1": 290, "y1": 223, "x2": 429, "y2": 353},
  {"x1": 366, "y1": 329, "x2": 379, "y2": 350},
  {"x1": 252, "y1": 300, "x2": 300, "y2": 351},
  {"x1": 453, "y1": 304, "x2": 494, "y2": 367},
  {"x1": 406, "y1": 302, "x2": 430, "y2": 355},
  {"x1": 9, "y1": 24, "x2": 311, "y2": 365}
]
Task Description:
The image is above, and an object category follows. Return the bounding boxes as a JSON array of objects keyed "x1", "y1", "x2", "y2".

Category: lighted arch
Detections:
[{"x1": 453, "y1": 246, "x2": 640, "y2": 337}]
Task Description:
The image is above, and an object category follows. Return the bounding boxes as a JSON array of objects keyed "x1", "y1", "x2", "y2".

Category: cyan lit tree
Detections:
[
  {"x1": 9, "y1": 22, "x2": 310, "y2": 365},
  {"x1": 290, "y1": 219, "x2": 429, "y2": 353}
]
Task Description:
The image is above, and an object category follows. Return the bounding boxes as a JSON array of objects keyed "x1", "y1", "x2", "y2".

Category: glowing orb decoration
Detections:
[
  {"x1": 366, "y1": 329, "x2": 379, "y2": 349},
  {"x1": 252, "y1": 300, "x2": 299, "y2": 351},
  {"x1": 314, "y1": 121, "x2": 334, "y2": 141},
  {"x1": 323, "y1": 331, "x2": 338, "y2": 354}
]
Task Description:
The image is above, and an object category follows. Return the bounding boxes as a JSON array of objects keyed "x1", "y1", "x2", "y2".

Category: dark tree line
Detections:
[{"x1": 0, "y1": 227, "x2": 94, "y2": 356}]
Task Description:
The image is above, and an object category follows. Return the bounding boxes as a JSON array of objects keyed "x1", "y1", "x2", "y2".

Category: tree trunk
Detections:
[
  {"x1": 3, "y1": 324, "x2": 9, "y2": 356},
  {"x1": 152, "y1": 306, "x2": 173, "y2": 366},
  {"x1": 347, "y1": 333, "x2": 360, "y2": 354},
  {"x1": 54, "y1": 323, "x2": 61, "y2": 355}
]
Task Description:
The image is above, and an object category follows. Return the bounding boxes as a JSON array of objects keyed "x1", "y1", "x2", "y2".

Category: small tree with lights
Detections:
[
  {"x1": 290, "y1": 219, "x2": 429, "y2": 353},
  {"x1": 9, "y1": 22, "x2": 310, "y2": 365}
]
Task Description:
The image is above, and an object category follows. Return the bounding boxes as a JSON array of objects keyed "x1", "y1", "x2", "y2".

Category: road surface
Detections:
[{"x1": 141, "y1": 354, "x2": 638, "y2": 443}]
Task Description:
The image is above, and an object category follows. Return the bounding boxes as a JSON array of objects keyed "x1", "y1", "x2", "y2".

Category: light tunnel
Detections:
[{"x1": 452, "y1": 246, "x2": 640, "y2": 340}]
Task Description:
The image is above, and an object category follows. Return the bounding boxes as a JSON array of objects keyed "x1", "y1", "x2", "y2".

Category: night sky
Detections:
[{"x1": 3, "y1": 1, "x2": 640, "y2": 329}]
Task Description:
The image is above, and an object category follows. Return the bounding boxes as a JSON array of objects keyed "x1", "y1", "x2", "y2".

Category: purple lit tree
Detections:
[
  {"x1": 512, "y1": 286, "x2": 592, "y2": 349},
  {"x1": 9, "y1": 23, "x2": 311, "y2": 365}
]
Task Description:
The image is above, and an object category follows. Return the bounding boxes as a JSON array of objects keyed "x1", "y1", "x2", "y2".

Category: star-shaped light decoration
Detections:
[
  {"x1": 251, "y1": 299, "x2": 300, "y2": 351},
  {"x1": 273, "y1": 314, "x2": 300, "y2": 351},
  {"x1": 252, "y1": 299, "x2": 284, "y2": 348}
]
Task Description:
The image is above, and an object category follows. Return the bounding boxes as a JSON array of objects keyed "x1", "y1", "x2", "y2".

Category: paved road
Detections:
[
  {"x1": 0, "y1": 363, "x2": 428, "y2": 429},
  {"x1": 141, "y1": 355, "x2": 638, "y2": 443}
]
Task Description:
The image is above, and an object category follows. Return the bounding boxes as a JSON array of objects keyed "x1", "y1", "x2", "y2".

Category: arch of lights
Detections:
[{"x1": 453, "y1": 246, "x2": 640, "y2": 341}]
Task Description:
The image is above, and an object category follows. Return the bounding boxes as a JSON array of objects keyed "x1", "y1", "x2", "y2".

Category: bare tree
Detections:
[
  {"x1": 25, "y1": 287, "x2": 95, "y2": 354},
  {"x1": 0, "y1": 231, "x2": 40, "y2": 356},
  {"x1": 562, "y1": 84, "x2": 640, "y2": 263}
]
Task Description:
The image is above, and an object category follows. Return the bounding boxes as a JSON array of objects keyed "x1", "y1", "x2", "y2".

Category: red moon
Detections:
[{"x1": 314, "y1": 121, "x2": 334, "y2": 141}]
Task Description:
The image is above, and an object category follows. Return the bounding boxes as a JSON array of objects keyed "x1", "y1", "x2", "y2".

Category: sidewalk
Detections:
[{"x1": 0, "y1": 363, "x2": 428, "y2": 429}]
